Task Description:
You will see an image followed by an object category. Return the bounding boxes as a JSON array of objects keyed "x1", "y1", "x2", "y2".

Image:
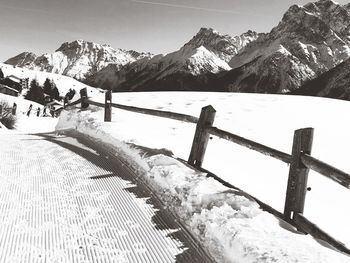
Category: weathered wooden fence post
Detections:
[
  {"x1": 27, "y1": 104, "x2": 32, "y2": 117},
  {"x1": 37, "y1": 107, "x2": 41, "y2": 117},
  {"x1": 188, "y1": 105, "x2": 216, "y2": 168},
  {"x1": 104, "y1": 90, "x2": 112, "y2": 122},
  {"x1": 284, "y1": 127, "x2": 314, "y2": 223},
  {"x1": 12, "y1": 103, "x2": 17, "y2": 115},
  {"x1": 80, "y1": 88, "x2": 89, "y2": 109}
]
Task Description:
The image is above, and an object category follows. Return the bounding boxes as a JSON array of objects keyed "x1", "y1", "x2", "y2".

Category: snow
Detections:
[
  {"x1": 0, "y1": 63, "x2": 96, "y2": 96},
  {"x1": 158, "y1": 45, "x2": 231, "y2": 77},
  {"x1": 299, "y1": 42, "x2": 310, "y2": 57},
  {"x1": 0, "y1": 93, "x2": 58, "y2": 134},
  {"x1": 278, "y1": 44, "x2": 292, "y2": 56},
  {"x1": 57, "y1": 91, "x2": 350, "y2": 262}
]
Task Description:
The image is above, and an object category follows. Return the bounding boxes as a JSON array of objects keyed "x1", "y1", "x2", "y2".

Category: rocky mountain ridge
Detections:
[
  {"x1": 86, "y1": 28, "x2": 260, "y2": 91},
  {"x1": 292, "y1": 57, "x2": 350, "y2": 100},
  {"x1": 220, "y1": 0, "x2": 350, "y2": 94},
  {"x1": 5, "y1": 40, "x2": 151, "y2": 80}
]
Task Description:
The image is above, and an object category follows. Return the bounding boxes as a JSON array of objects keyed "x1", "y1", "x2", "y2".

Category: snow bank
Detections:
[{"x1": 56, "y1": 102, "x2": 350, "y2": 263}]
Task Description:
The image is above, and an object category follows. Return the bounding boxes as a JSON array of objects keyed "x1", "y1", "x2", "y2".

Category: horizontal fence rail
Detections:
[
  {"x1": 294, "y1": 213, "x2": 350, "y2": 255},
  {"x1": 207, "y1": 126, "x2": 292, "y2": 164},
  {"x1": 86, "y1": 99, "x2": 199, "y2": 124},
  {"x1": 65, "y1": 98, "x2": 82, "y2": 108},
  {"x1": 61, "y1": 88, "x2": 350, "y2": 256},
  {"x1": 301, "y1": 154, "x2": 350, "y2": 189}
]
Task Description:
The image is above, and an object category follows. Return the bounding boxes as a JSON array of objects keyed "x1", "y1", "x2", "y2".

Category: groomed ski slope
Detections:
[{"x1": 0, "y1": 132, "x2": 212, "y2": 262}]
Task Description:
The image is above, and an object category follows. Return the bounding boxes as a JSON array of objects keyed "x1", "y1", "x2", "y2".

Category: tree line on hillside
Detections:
[
  {"x1": 0, "y1": 68, "x2": 76, "y2": 106},
  {"x1": 25, "y1": 78, "x2": 60, "y2": 104}
]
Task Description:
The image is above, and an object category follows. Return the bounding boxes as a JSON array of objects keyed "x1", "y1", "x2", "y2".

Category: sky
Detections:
[{"x1": 0, "y1": 0, "x2": 349, "y2": 61}]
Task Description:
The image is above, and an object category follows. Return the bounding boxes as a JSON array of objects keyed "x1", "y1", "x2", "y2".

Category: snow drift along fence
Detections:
[{"x1": 65, "y1": 88, "x2": 350, "y2": 256}]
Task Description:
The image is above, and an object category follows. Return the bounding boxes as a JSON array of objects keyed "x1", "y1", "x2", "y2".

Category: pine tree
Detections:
[
  {"x1": 0, "y1": 68, "x2": 4, "y2": 79},
  {"x1": 52, "y1": 86, "x2": 60, "y2": 101},
  {"x1": 43, "y1": 78, "x2": 52, "y2": 96},
  {"x1": 42, "y1": 78, "x2": 60, "y2": 100},
  {"x1": 25, "y1": 79, "x2": 45, "y2": 105}
]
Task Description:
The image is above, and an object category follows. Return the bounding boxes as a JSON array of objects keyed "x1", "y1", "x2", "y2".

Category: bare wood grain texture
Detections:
[
  {"x1": 188, "y1": 105, "x2": 216, "y2": 167},
  {"x1": 284, "y1": 128, "x2": 314, "y2": 221},
  {"x1": 301, "y1": 154, "x2": 350, "y2": 189}
]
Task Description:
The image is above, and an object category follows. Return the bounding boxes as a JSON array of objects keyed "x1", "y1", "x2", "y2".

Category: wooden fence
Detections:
[
  {"x1": 0, "y1": 103, "x2": 17, "y2": 117},
  {"x1": 65, "y1": 88, "x2": 350, "y2": 256},
  {"x1": 0, "y1": 102, "x2": 58, "y2": 118}
]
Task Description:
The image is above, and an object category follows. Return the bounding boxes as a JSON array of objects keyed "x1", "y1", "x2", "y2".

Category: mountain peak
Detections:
[
  {"x1": 282, "y1": 0, "x2": 341, "y2": 19},
  {"x1": 303, "y1": 0, "x2": 340, "y2": 12},
  {"x1": 56, "y1": 40, "x2": 98, "y2": 52},
  {"x1": 187, "y1": 27, "x2": 224, "y2": 45},
  {"x1": 197, "y1": 27, "x2": 219, "y2": 35},
  {"x1": 277, "y1": 0, "x2": 350, "y2": 38},
  {"x1": 5, "y1": 52, "x2": 37, "y2": 67},
  {"x1": 184, "y1": 27, "x2": 259, "y2": 63}
]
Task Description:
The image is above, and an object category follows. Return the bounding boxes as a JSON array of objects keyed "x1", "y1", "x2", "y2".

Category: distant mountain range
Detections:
[
  {"x1": 5, "y1": 0, "x2": 350, "y2": 100},
  {"x1": 5, "y1": 41, "x2": 151, "y2": 80}
]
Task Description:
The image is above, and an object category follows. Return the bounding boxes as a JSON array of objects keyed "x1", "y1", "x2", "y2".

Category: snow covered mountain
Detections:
[
  {"x1": 292, "y1": 57, "x2": 350, "y2": 100},
  {"x1": 6, "y1": 0, "x2": 350, "y2": 96},
  {"x1": 5, "y1": 40, "x2": 151, "y2": 80},
  {"x1": 184, "y1": 27, "x2": 261, "y2": 63},
  {"x1": 217, "y1": 0, "x2": 350, "y2": 94},
  {"x1": 87, "y1": 28, "x2": 259, "y2": 91}
]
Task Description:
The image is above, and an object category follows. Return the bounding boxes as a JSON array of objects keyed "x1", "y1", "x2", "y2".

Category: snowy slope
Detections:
[
  {"x1": 0, "y1": 93, "x2": 58, "y2": 133},
  {"x1": 0, "y1": 63, "x2": 98, "y2": 96},
  {"x1": 5, "y1": 40, "x2": 151, "y2": 80},
  {"x1": 57, "y1": 91, "x2": 350, "y2": 262}
]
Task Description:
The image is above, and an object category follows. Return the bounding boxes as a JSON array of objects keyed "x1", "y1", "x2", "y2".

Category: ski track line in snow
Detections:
[{"x1": 0, "y1": 133, "x2": 211, "y2": 263}]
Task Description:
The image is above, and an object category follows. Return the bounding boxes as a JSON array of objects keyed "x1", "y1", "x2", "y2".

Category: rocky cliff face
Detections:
[
  {"x1": 5, "y1": 40, "x2": 151, "y2": 80},
  {"x1": 220, "y1": 0, "x2": 350, "y2": 94},
  {"x1": 292, "y1": 57, "x2": 350, "y2": 100}
]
